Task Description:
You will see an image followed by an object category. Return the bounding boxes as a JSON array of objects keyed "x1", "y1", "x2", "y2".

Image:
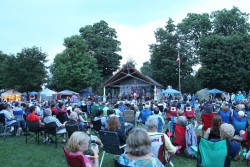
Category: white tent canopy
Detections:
[
  {"x1": 58, "y1": 90, "x2": 79, "y2": 95},
  {"x1": 39, "y1": 88, "x2": 57, "y2": 101}
]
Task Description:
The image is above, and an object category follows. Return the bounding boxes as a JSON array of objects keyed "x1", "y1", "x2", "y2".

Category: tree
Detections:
[
  {"x1": 140, "y1": 61, "x2": 153, "y2": 78},
  {"x1": 79, "y1": 20, "x2": 122, "y2": 80},
  {"x1": 149, "y1": 18, "x2": 193, "y2": 88},
  {"x1": 197, "y1": 7, "x2": 250, "y2": 92},
  {"x1": 49, "y1": 35, "x2": 101, "y2": 92},
  {"x1": 0, "y1": 51, "x2": 10, "y2": 89},
  {"x1": 2, "y1": 47, "x2": 48, "y2": 92}
]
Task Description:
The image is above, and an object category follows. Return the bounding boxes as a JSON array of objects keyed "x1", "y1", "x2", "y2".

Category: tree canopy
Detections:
[
  {"x1": 48, "y1": 35, "x2": 101, "y2": 92},
  {"x1": 1, "y1": 47, "x2": 48, "y2": 92},
  {"x1": 79, "y1": 20, "x2": 122, "y2": 80}
]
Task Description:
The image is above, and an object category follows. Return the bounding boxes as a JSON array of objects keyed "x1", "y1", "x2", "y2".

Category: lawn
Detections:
[{"x1": 0, "y1": 133, "x2": 247, "y2": 167}]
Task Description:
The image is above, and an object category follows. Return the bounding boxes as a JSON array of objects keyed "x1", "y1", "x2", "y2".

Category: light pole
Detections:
[{"x1": 177, "y1": 43, "x2": 181, "y2": 92}]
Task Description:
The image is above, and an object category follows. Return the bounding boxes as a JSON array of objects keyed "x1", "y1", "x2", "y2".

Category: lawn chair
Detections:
[
  {"x1": 149, "y1": 133, "x2": 174, "y2": 166},
  {"x1": 173, "y1": 124, "x2": 186, "y2": 148},
  {"x1": 123, "y1": 110, "x2": 135, "y2": 126},
  {"x1": 166, "y1": 107, "x2": 178, "y2": 120},
  {"x1": 26, "y1": 121, "x2": 43, "y2": 144},
  {"x1": 0, "y1": 113, "x2": 19, "y2": 138},
  {"x1": 201, "y1": 113, "x2": 216, "y2": 136},
  {"x1": 65, "y1": 123, "x2": 79, "y2": 139},
  {"x1": 91, "y1": 119, "x2": 102, "y2": 136},
  {"x1": 183, "y1": 106, "x2": 196, "y2": 119},
  {"x1": 196, "y1": 136, "x2": 230, "y2": 167},
  {"x1": 99, "y1": 130, "x2": 126, "y2": 167},
  {"x1": 114, "y1": 159, "x2": 130, "y2": 167},
  {"x1": 44, "y1": 122, "x2": 66, "y2": 148},
  {"x1": 62, "y1": 145, "x2": 86, "y2": 167}
]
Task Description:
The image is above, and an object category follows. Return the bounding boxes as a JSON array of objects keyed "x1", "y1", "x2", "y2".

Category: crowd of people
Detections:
[{"x1": 0, "y1": 90, "x2": 250, "y2": 166}]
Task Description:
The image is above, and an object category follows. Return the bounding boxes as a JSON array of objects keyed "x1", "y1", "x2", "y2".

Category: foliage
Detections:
[
  {"x1": 79, "y1": 20, "x2": 122, "y2": 80},
  {"x1": 181, "y1": 75, "x2": 202, "y2": 94},
  {"x1": 149, "y1": 18, "x2": 193, "y2": 88},
  {"x1": 197, "y1": 33, "x2": 250, "y2": 92},
  {"x1": 0, "y1": 51, "x2": 10, "y2": 89},
  {"x1": 49, "y1": 35, "x2": 101, "y2": 92},
  {"x1": 1, "y1": 47, "x2": 48, "y2": 92},
  {"x1": 140, "y1": 61, "x2": 153, "y2": 78}
]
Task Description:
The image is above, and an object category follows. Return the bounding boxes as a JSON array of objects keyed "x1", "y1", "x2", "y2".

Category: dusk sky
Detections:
[{"x1": 1, "y1": 0, "x2": 249, "y2": 69}]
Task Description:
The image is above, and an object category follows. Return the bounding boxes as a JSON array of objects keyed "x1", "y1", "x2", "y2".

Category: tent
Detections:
[
  {"x1": 207, "y1": 88, "x2": 224, "y2": 94},
  {"x1": 58, "y1": 90, "x2": 79, "y2": 96},
  {"x1": 161, "y1": 88, "x2": 181, "y2": 94},
  {"x1": 38, "y1": 88, "x2": 57, "y2": 101},
  {"x1": 196, "y1": 88, "x2": 209, "y2": 101},
  {"x1": 1, "y1": 90, "x2": 21, "y2": 102}
]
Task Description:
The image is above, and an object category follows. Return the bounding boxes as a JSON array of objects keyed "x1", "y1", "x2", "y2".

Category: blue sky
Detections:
[{"x1": 1, "y1": 0, "x2": 249, "y2": 68}]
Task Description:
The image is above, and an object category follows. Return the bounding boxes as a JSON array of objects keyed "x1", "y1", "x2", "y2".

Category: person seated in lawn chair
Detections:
[
  {"x1": 140, "y1": 104, "x2": 152, "y2": 125},
  {"x1": 43, "y1": 108, "x2": 66, "y2": 133},
  {"x1": 147, "y1": 117, "x2": 181, "y2": 166},
  {"x1": 183, "y1": 102, "x2": 196, "y2": 119},
  {"x1": 203, "y1": 115, "x2": 222, "y2": 140},
  {"x1": 232, "y1": 110, "x2": 248, "y2": 141},
  {"x1": 148, "y1": 107, "x2": 165, "y2": 132},
  {"x1": 218, "y1": 105, "x2": 231, "y2": 123},
  {"x1": 26, "y1": 105, "x2": 45, "y2": 131},
  {"x1": 67, "y1": 131, "x2": 100, "y2": 167},
  {"x1": 166, "y1": 103, "x2": 178, "y2": 121},
  {"x1": 66, "y1": 111, "x2": 88, "y2": 132}
]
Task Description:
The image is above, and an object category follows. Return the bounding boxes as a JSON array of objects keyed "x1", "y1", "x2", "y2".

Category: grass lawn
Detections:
[{"x1": 0, "y1": 133, "x2": 247, "y2": 167}]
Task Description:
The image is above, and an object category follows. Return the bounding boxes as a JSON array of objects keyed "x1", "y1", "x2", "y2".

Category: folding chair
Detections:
[
  {"x1": 26, "y1": 121, "x2": 43, "y2": 144},
  {"x1": 232, "y1": 119, "x2": 247, "y2": 135},
  {"x1": 166, "y1": 107, "x2": 178, "y2": 120},
  {"x1": 99, "y1": 130, "x2": 126, "y2": 167},
  {"x1": 149, "y1": 134, "x2": 174, "y2": 167},
  {"x1": 44, "y1": 122, "x2": 66, "y2": 148},
  {"x1": 173, "y1": 124, "x2": 186, "y2": 148},
  {"x1": 57, "y1": 112, "x2": 68, "y2": 124},
  {"x1": 123, "y1": 110, "x2": 135, "y2": 126},
  {"x1": 197, "y1": 136, "x2": 230, "y2": 167},
  {"x1": 62, "y1": 145, "x2": 86, "y2": 167},
  {"x1": 0, "y1": 113, "x2": 18, "y2": 138},
  {"x1": 65, "y1": 123, "x2": 79, "y2": 139},
  {"x1": 183, "y1": 106, "x2": 196, "y2": 119},
  {"x1": 201, "y1": 113, "x2": 216, "y2": 136},
  {"x1": 91, "y1": 119, "x2": 102, "y2": 136},
  {"x1": 118, "y1": 116, "x2": 133, "y2": 136}
]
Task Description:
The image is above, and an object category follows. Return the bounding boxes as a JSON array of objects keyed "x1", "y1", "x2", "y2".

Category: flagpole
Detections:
[{"x1": 178, "y1": 43, "x2": 181, "y2": 92}]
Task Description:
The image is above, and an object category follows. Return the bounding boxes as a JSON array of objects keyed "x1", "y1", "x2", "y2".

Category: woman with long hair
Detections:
[{"x1": 204, "y1": 115, "x2": 222, "y2": 140}]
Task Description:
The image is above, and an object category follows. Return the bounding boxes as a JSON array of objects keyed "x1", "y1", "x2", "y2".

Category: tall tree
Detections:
[
  {"x1": 49, "y1": 35, "x2": 101, "y2": 92},
  {"x1": 0, "y1": 51, "x2": 10, "y2": 89},
  {"x1": 149, "y1": 18, "x2": 193, "y2": 88},
  {"x1": 79, "y1": 20, "x2": 122, "y2": 80},
  {"x1": 140, "y1": 61, "x2": 153, "y2": 78},
  {"x1": 2, "y1": 47, "x2": 48, "y2": 92},
  {"x1": 197, "y1": 7, "x2": 250, "y2": 92}
]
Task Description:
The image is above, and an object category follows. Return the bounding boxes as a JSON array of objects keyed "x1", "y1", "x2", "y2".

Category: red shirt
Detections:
[{"x1": 27, "y1": 112, "x2": 40, "y2": 122}]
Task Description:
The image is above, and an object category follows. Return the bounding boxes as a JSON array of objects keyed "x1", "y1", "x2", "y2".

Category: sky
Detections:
[{"x1": 1, "y1": 0, "x2": 250, "y2": 69}]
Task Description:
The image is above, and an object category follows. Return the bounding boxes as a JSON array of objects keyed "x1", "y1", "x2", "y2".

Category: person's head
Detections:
[
  {"x1": 211, "y1": 115, "x2": 222, "y2": 127},
  {"x1": 74, "y1": 108, "x2": 82, "y2": 115},
  {"x1": 177, "y1": 116, "x2": 188, "y2": 126},
  {"x1": 30, "y1": 105, "x2": 36, "y2": 113},
  {"x1": 220, "y1": 123, "x2": 235, "y2": 140},
  {"x1": 14, "y1": 102, "x2": 20, "y2": 107},
  {"x1": 69, "y1": 111, "x2": 78, "y2": 121},
  {"x1": 96, "y1": 109, "x2": 103, "y2": 117},
  {"x1": 44, "y1": 108, "x2": 52, "y2": 116},
  {"x1": 50, "y1": 103, "x2": 56, "y2": 108},
  {"x1": 58, "y1": 102, "x2": 65, "y2": 109},
  {"x1": 237, "y1": 110, "x2": 245, "y2": 118},
  {"x1": 153, "y1": 107, "x2": 160, "y2": 115},
  {"x1": 222, "y1": 105, "x2": 229, "y2": 111},
  {"x1": 125, "y1": 128, "x2": 151, "y2": 156},
  {"x1": 68, "y1": 131, "x2": 89, "y2": 152},
  {"x1": 107, "y1": 108, "x2": 115, "y2": 116},
  {"x1": 107, "y1": 116, "x2": 120, "y2": 131},
  {"x1": 146, "y1": 117, "x2": 158, "y2": 131},
  {"x1": 144, "y1": 104, "x2": 150, "y2": 109}
]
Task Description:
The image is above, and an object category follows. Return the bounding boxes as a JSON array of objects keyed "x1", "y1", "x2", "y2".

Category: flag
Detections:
[{"x1": 176, "y1": 54, "x2": 180, "y2": 63}]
